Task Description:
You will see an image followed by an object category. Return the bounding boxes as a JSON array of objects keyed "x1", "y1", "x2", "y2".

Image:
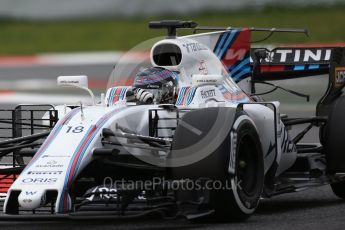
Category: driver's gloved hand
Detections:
[
  {"x1": 134, "y1": 88, "x2": 154, "y2": 104},
  {"x1": 125, "y1": 88, "x2": 136, "y2": 102}
]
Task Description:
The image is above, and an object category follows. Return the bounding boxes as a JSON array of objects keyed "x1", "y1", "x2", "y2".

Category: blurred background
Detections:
[
  {"x1": 0, "y1": 0, "x2": 344, "y2": 112},
  {"x1": 0, "y1": 2, "x2": 345, "y2": 228}
]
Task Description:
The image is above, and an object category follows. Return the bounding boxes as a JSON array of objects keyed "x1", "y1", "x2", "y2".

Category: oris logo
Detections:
[{"x1": 21, "y1": 178, "x2": 57, "y2": 184}]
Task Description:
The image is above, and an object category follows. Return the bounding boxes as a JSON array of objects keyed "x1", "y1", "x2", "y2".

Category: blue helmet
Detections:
[
  {"x1": 133, "y1": 67, "x2": 178, "y2": 103},
  {"x1": 134, "y1": 67, "x2": 178, "y2": 89}
]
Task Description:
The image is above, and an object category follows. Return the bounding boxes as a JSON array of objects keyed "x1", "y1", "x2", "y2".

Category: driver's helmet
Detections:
[{"x1": 133, "y1": 67, "x2": 178, "y2": 104}]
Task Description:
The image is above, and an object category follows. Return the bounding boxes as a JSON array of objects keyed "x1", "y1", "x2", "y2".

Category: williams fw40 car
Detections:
[{"x1": 1, "y1": 20, "x2": 345, "y2": 221}]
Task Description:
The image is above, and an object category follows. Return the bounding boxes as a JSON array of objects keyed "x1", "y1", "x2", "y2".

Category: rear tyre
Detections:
[
  {"x1": 325, "y1": 96, "x2": 345, "y2": 173},
  {"x1": 331, "y1": 181, "x2": 345, "y2": 199},
  {"x1": 322, "y1": 96, "x2": 345, "y2": 198}
]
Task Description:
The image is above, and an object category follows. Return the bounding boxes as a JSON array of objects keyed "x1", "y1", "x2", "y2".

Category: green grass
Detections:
[{"x1": 1, "y1": 6, "x2": 345, "y2": 55}]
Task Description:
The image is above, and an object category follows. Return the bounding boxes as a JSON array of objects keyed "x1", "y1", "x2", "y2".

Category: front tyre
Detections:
[
  {"x1": 170, "y1": 108, "x2": 264, "y2": 221},
  {"x1": 213, "y1": 115, "x2": 264, "y2": 221}
]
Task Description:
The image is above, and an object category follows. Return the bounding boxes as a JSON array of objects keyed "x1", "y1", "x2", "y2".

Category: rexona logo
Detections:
[
  {"x1": 21, "y1": 178, "x2": 57, "y2": 184},
  {"x1": 200, "y1": 89, "x2": 216, "y2": 99},
  {"x1": 27, "y1": 171, "x2": 63, "y2": 175},
  {"x1": 335, "y1": 67, "x2": 345, "y2": 86}
]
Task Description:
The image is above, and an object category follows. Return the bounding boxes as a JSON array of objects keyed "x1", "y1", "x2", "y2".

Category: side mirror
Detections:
[
  {"x1": 192, "y1": 74, "x2": 224, "y2": 87},
  {"x1": 57, "y1": 75, "x2": 88, "y2": 88},
  {"x1": 57, "y1": 75, "x2": 95, "y2": 105}
]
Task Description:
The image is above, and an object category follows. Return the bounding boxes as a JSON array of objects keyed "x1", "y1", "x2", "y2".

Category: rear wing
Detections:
[
  {"x1": 251, "y1": 47, "x2": 345, "y2": 116},
  {"x1": 251, "y1": 47, "x2": 332, "y2": 81}
]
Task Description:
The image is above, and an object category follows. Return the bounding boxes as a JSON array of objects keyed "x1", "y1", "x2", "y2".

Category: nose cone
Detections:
[{"x1": 18, "y1": 190, "x2": 46, "y2": 209}]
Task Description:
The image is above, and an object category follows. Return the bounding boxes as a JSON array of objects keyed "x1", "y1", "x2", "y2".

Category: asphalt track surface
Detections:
[
  {"x1": 0, "y1": 65, "x2": 345, "y2": 229},
  {"x1": 0, "y1": 186, "x2": 344, "y2": 230}
]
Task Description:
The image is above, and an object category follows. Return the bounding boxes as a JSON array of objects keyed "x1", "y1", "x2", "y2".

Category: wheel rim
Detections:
[{"x1": 237, "y1": 133, "x2": 259, "y2": 197}]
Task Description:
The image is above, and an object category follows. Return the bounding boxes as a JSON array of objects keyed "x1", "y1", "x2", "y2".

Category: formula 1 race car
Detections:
[{"x1": 1, "y1": 20, "x2": 345, "y2": 221}]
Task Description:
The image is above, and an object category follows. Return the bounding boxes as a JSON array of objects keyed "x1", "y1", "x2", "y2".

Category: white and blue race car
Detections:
[{"x1": 0, "y1": 20, "x2": 345, "y2": 221}]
